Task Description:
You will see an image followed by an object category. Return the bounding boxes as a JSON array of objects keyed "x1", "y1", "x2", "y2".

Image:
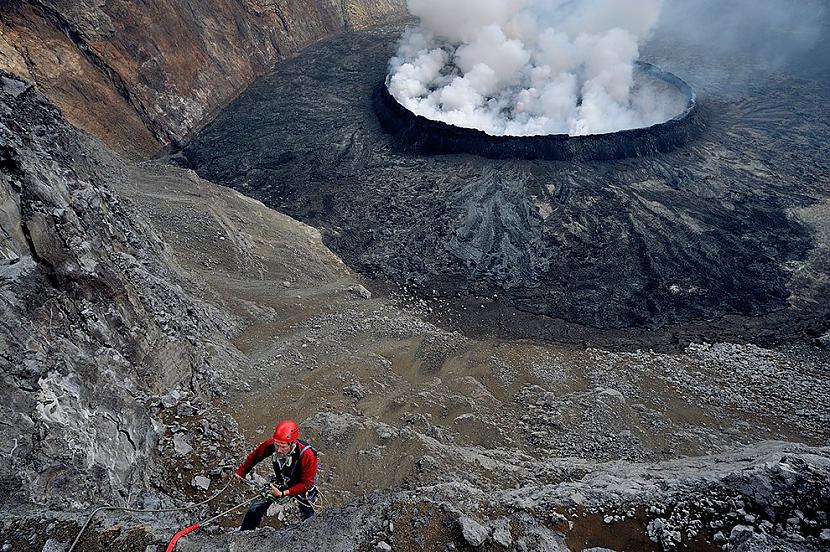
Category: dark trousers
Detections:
[{"x1": 240, "y1": 489, "x2": 317, "y2": 530}]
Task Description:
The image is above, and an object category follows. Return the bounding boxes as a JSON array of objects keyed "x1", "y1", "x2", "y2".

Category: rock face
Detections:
[
  {"x1": 0, "y1": 71, "x2": 237, "y2": 508},
  {"x1": 0, "y1": 0, "x2": 406, "y2": 158}
]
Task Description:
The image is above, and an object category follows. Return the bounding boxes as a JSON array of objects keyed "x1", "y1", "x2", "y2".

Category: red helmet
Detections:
[{"x1": 273, "y1": 420, "x2": 299, "y2": 443}]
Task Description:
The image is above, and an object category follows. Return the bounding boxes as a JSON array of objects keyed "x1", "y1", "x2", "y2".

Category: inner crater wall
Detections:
[{"x1": 0, "y1": 0, "x2": 407, "y2": 158}]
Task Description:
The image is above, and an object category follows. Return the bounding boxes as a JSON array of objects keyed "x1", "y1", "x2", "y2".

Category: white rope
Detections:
[
  {"x1": 67, "y1": 477, "x2": 235, "y2": 552},
  {"x1": 69, "y1": 469, "x2": 326, "y2": 548},
  {"x1": 291, "y1": 487, "x2": 324, "y2": 513}
]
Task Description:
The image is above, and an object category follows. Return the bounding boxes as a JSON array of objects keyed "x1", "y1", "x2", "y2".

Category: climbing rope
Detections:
[
  {"x1": 68, "y1": 476, "x2": 325, "y2": 550},
  {"x1": 165, "y1": 494, "x2": 260, "y2": 552},
  {"x1": 293, "y1": 487, "x2": 324, "y2": 513},
  {"x1": 67, "y1": 476, "x2": 236, "y2": 552},
  {"x1": 164, "y1": 484, "x2": 323, "y2": 551},
  {"x1": 244, "y1": 478, "x2": 324, "y2": 513}
]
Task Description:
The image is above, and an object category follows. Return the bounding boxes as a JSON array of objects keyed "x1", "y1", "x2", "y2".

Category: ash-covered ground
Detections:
[{"x1": 184, "y1": 21, "x2": 830, "y2": 343}]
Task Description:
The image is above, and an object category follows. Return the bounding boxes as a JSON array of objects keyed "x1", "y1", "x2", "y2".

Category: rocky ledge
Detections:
[{"x1": 189, "y1": 442, "x2": 830, "y2": 552}]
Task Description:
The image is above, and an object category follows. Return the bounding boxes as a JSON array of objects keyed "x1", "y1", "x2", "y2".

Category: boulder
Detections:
[
  {"x1": 459, "y1": 516, "x2": 489, "y2": 547},
  {"x1": 173, "y1": 434, "x2": 194, "y2": 456}
]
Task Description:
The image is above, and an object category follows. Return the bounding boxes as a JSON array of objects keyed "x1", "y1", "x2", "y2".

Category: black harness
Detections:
[{"x1": 271, "y1": 439, "x2": 317, "y2": 494}]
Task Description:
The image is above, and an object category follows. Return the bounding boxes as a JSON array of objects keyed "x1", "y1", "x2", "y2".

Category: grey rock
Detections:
[
  {"x1": 343, "y1": 383, "x2": 365, "y2": 401},
  {"x1": 192, "y1": 475, "x2": 211, "y2": 491},
  {"x1": 374, "y1": 542, "x2": 392, "y2": 552},
  {"x1": 161, "y1": 389, "x2": 182, "y2": 409},
  {"x1": 173, "y1": 434, "x2": 194, "y2": 456},
  {"x1": 177, "y1": 402, "x2": 197, "y2": 416},
  {"x1": 40, "y1": 540, "x2": 66, "y2": 552},
  {"x1": 0, "y1": 75, "x2": 30, "y2": 98},
  {"x1": 730, "y1": 525, "x2": 754, "y2": 540},
  {"x1": 647, "y1": 518, "x2": 666, "y2": 542},
  {"x1": 459, "y1": 515, "x2": 489, "y2": 547},
  {"x1": 492, "y1": 525, "x2": 512, "y2": 548},
  {"x1": 820, "y1": 529, "x2": 830, "y2": 542},
  {"x1": 348, "y1": 285, "x2": 372, "y2": 299},
  {"x1": 597, "y1": 388, "x2": 626, "y2": 404}
]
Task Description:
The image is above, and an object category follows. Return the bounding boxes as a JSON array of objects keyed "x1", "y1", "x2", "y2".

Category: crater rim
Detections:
[{"x1": 375, "y1": 61, "x2": 699, "y2": 161}]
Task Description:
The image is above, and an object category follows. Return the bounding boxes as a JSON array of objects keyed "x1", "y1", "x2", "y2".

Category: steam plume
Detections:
[{"x1": 388, "y1": 0, "x2": 683, "y2": 136}]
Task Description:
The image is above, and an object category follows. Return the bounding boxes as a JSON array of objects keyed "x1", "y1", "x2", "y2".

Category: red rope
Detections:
[
  {"x1": 165, "y1": 523, "x2": 200, "y2": 552},
  {"x1": 163, "y1": 493, "x2": 258, "y2": 551}
]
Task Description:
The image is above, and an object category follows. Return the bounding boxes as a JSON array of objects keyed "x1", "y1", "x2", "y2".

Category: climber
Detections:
[{"x1": 234, "y1": 419, "x2": 319, "y2": 529}]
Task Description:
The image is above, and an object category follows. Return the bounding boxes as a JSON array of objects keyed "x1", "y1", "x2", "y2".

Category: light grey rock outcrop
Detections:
[{"x1": 0, "y1": 71, "x2": 238, "y2": 509}]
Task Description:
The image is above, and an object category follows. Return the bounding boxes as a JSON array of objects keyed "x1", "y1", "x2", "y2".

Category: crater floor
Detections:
[{"x1": 184, "y1": 24, "x2": 830, "y2": 344}]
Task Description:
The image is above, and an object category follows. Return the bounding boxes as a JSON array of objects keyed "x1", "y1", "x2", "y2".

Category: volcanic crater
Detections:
[
  {"x1": 183, "y1": 24, "x2": 830, "y2": 344},
  {"x1": 376, "y1": 61, "x2": 699, "y2": 161}
]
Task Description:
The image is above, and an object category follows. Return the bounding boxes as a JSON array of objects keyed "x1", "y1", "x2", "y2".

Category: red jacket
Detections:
[{"x1": 235, "y1": 439, "x2": 318, "y2": 496}]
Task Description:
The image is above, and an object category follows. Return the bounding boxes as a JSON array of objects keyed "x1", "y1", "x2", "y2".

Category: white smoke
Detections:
[{"x1": 388, "y1": 0, "x2": 685, "y2": 136}]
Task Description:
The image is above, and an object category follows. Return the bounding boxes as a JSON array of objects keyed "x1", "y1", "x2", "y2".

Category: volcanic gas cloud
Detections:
[{"x1": 388, "y1": 0, "x2": 686, "y2": 136}]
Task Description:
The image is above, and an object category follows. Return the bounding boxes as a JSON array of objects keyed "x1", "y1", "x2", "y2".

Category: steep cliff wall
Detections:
[
  {"x1": 0, "y1": 71, "x2": 242, "y2": 508},
  {"x1": 0, "y1": 0, "x2": 406, "y2": 158}
]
